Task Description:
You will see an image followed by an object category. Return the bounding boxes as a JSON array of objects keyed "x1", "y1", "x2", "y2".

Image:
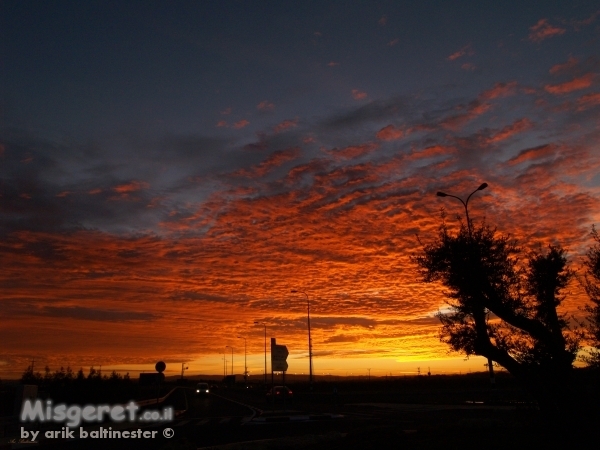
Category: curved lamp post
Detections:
[
  {"x1": 436, "y1": 182, "x2": 488, "y2": 236},
  {"x1": 436, "y1": 182, "x2": 495, "y2": 386},
  {"x1": 291, "y1": 290, "x2": 313, "y2": 387}
]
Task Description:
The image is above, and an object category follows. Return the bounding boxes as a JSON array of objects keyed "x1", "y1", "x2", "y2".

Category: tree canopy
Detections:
[
  {"x1": 413, "y1": 218, "x2": 580, "y2": 411},
  {"x1": 582, "y1": 227, "x2": 600, "y2": 367}
]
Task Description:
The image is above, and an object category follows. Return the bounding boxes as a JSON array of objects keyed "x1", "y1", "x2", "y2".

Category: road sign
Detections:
[
  {"x1": 155, "y1": 361, "x2": 166, "y2": 373},
  {"x1": 271, "y1": 338, "x2": 289, "y2": 372}
]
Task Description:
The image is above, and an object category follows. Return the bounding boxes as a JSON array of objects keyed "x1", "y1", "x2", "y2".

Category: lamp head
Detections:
[
  {"x1": 436, "y1": 191, "x2": 448, "y2": 197},
  {"x1": 477, "y1": 183, "x2": 488, "y2": 191}
]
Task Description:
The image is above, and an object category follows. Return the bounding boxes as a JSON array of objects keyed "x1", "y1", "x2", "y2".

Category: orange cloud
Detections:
[
  {"x1": 216, "y1": 120, "x2": 228, "y2": 127},
  {"x1": 352, "y1": 89, "x2": 367, "y2": 100},
  {"x1": 233, "y1": 148, "x2": 301, "y2": 178},
  {"x1": 507, "y1": 144, "x2": 556, "y2": 166},
  {"x1": 113, "y1": 181, "x2": 149, "y2": 194},
  {"x1": 257, "y1": 100, "x2": 275, "y2": 112},
  {"x1": 488, "y1": 118, "x2": 534, "y2": 143},
  {"x1": 479, "y1": 82, "x2": 518, "y2": 100},
  {"x1": 388, "y1": 38, "x2": 399, "y2": 46},
  {"x1": 221, "y1": 107, "x2": 232, "y2": 115},
  {"x1": 544, "y1": 73, "x2": 595, "y2": 95},
  {"x1": 549, "y1": 57, "x2": 578, "y2": 75},
  {"x1": 233, "y1": 119, "x2": 250, "y2": 129},
  {"x1": 273, "y1": 118, "x2": 298, "y2": 133},
  {"x1": 577, "y1": 92, "x2": 600, "y2": 111},
  {"x1": 88, "y1": 188, "x2": 102, "y2": 195},
  {"x1": 441, "y1": 101, "x2": 491, "y2": 130},
  {"x1": 461, "y1": 63, "x2": 476, "y2": 71},
  {"x1": 528, "y1": 19, "x2": 566, "y2": 42},
  {"x1": 408, "y1": 145, "x2": 455, "y2": 161},
  {"x1": 571, "y1": 10, "x2": 600, "y2": 30},
  {"x1": 376, "y1": 125, "x2": 404, "y2": 141},
  {"x1": 378, "y1": 16, "x2": 387, "y2": 26},
  {"x1": 325, "y1": 143, "x2": 378, "y2": 160},
  {"x1": 447, "y1": 45, "x2": 473, "y2": 61}
]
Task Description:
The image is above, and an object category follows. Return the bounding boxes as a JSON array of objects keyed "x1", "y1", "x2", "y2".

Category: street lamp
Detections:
[
  {"x1": 436, "y1": 182, "x2": 487, "y2": 236},
  {"x1": 238, "y1": 336, "x2": 247, "y2": 383},
  {"x1": 291, "y1": 290, "x2": 313, "y2": 387},
  {"x1": 226, "y1": 346, "x2": 233, "y2": 376},
  {"x1": 254, "y1": 322, "x2": 267, "y2": 384},
  {"x1": 436, "y1": 182, "x2": 495, "y2": 386}
]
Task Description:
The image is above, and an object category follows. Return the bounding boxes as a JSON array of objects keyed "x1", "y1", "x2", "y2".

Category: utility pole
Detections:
[
  {"x1": 291, "y1": 290, "x2": 313, "y2": 389},
  {"x1": 180, "y1": 363, "x2": 188, "y2": 380},
  {"x1": 254, "y1": 322, "x2": 267, "y2": 384},
  {"x1": 238, "y1": 336, "x2": 247, "y2": 383},
  {"x1": 226, "y1": 346, "x2": 234, "y2": 376}
]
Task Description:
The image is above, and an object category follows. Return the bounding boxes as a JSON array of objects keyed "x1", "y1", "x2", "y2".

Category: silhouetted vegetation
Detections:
[
  {"x1": 413, "y1": 216, "x2": 584, "y2": 413},
  {"x1": 581, "y1": 226, "x2": 600, "y2": 368},
  {"x1": 20, "y1": 365, "x2": 134, "y2": 403}
]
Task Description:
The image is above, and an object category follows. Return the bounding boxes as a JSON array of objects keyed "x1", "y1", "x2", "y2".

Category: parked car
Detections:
[
  {"x1": 266, "y1": 386, "x2": 293, "y2": 402},
  {"x1": 195, "y1": 382, "x2": 210, "y2": 397}
]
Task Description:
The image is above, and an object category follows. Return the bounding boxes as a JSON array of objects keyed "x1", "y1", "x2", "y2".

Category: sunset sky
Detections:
[{"x1": 2, "y1": 1, "x2": 600, "y2": 380}]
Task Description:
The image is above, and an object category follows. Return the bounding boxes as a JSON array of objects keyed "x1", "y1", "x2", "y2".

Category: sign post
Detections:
[
  {"x1": 271, "y1": 338, "x2": 289, "y2": 372},
  {"x1": 155, "y1": 361, "x2": 166, "y2": 404},
  {"x1": 270, "y1": 339, "x2": 289, "y2": 409}
]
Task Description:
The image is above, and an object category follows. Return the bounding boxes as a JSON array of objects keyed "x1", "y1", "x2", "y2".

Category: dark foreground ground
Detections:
[{"x1": 2, "y1": 370, "x2": 599, "y2": 449}]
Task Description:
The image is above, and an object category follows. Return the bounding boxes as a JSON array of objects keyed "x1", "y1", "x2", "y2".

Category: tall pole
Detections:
[
  {"x1": 255, "y1": 322, "x2": 267, "y2": 384},
  {"x1": 226, "y1": 346, "x2": 233, "y2": 376},
  {"x1": 291, "y1": 290, "x2": 313, "y2": 388},
  {"x1": 436, "y1": 182, "x2": 495, "y2": 386},
  {"x1": 238, "y1": 336, "x2": 247, "y2": 383}
]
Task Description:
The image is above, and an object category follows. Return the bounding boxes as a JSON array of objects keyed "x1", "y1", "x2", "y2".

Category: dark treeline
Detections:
[{"x1": 20, "y1": 365, "x2": 136, "y2": 403}]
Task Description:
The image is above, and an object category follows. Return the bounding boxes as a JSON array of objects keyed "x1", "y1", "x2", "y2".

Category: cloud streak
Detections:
[{"x1": 528, "y1": 18, "x2": 566, "y2": 42}]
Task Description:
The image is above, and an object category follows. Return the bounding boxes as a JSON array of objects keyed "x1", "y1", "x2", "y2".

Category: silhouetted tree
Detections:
[
  {"x1": 20, "y1": 365, "x2": 42, "y2": 384},
  {"x1": 581, "y1": 227, "x2": 600, "y2": 368},
  {"x1": 413, "y1": 218, "x2": 579, "y2": 412}
]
